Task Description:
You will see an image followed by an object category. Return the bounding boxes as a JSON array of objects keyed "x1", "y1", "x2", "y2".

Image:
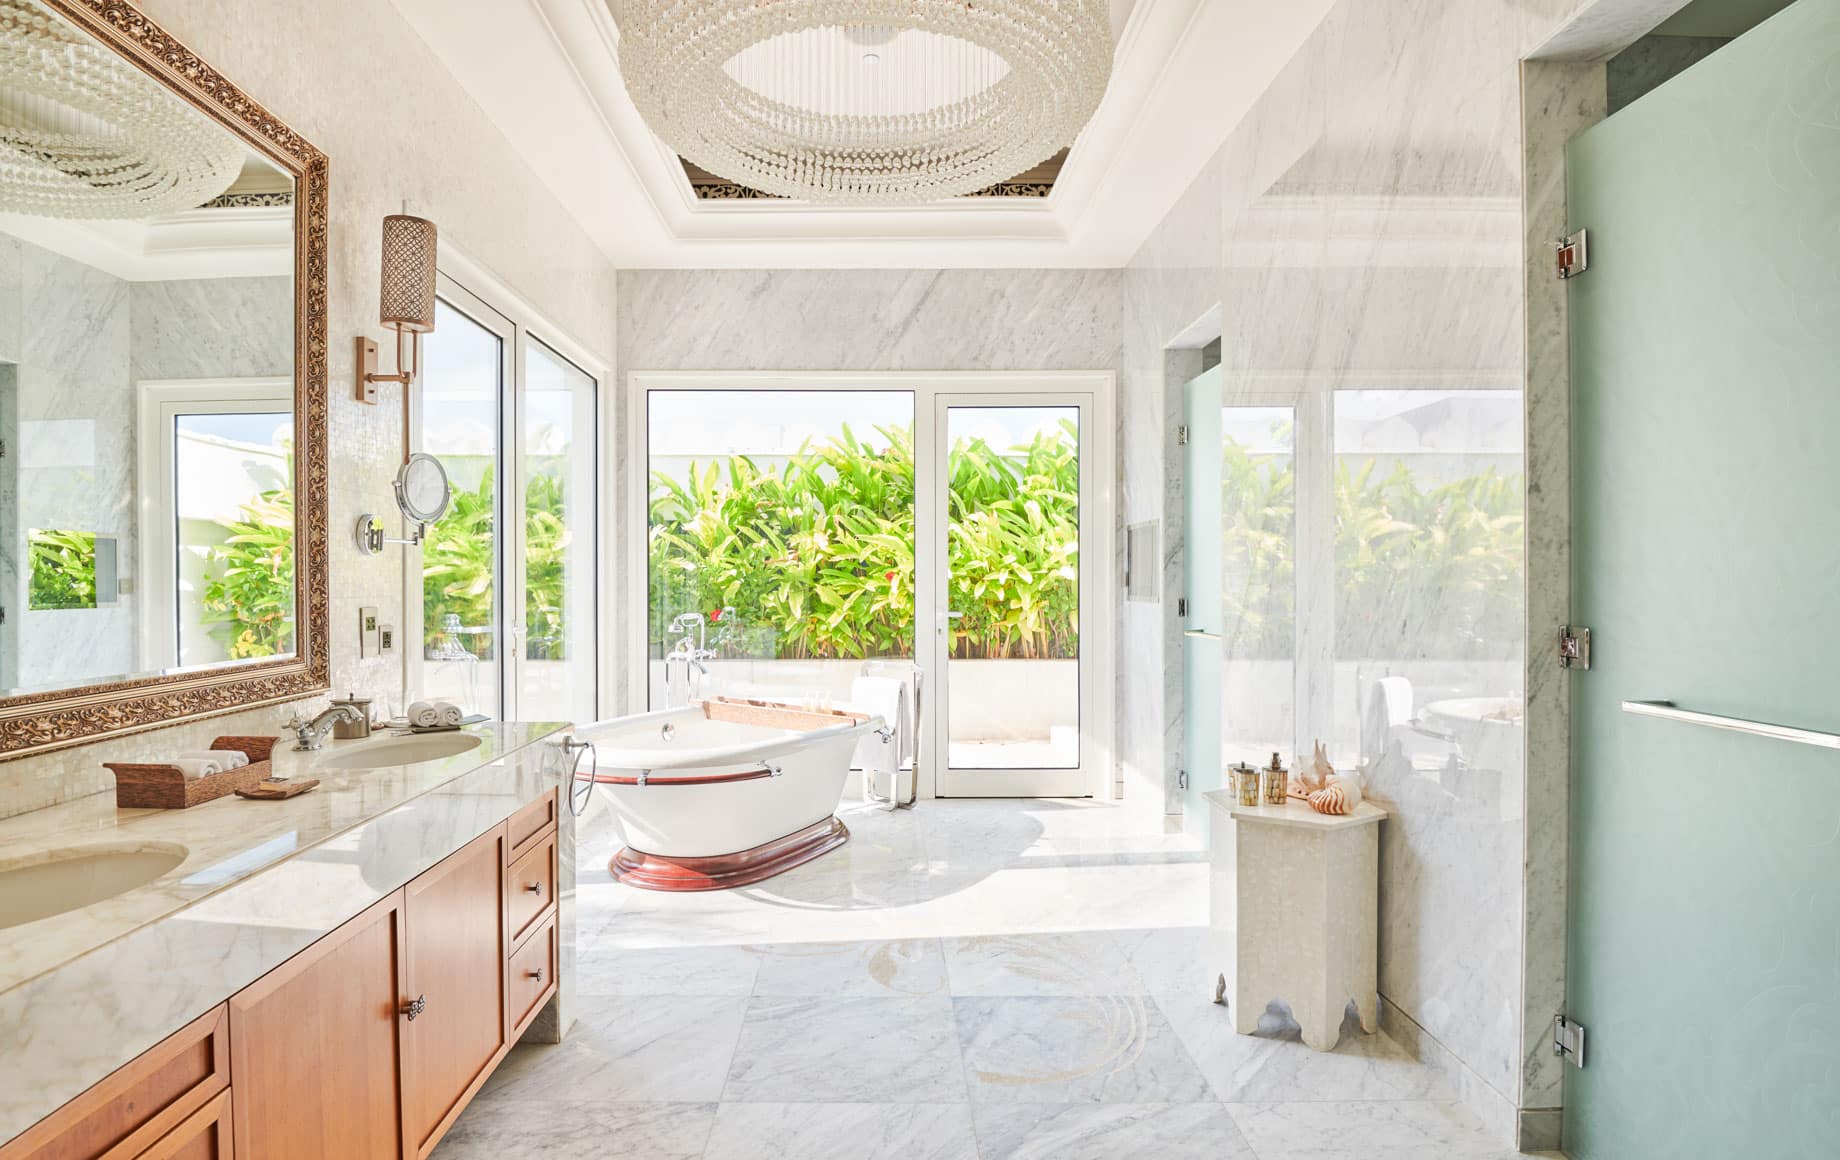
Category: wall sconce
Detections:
[{"x1": 355, "y1": 213, "x2": 437, "y2": 406}]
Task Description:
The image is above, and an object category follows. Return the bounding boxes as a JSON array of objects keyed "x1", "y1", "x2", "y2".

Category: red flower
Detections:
[
  {"x1": 885, "y1": 571, "x2": 896, "y2": 582},
  {"x1": 708, "y1": 609, "x2": 724, "y2": 623}
]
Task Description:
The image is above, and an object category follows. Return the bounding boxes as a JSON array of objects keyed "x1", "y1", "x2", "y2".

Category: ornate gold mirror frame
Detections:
[{"x1": 0, "y1": 0, "x2": 329, "y2": 759}]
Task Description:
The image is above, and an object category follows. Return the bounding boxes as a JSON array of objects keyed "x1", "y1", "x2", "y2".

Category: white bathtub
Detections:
[{"x1": 576, "y1": 702, "x2": 882, "y2": 890}]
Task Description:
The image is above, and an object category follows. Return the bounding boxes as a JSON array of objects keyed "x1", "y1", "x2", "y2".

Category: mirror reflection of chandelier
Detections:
[
  {"x1": 615, "y1": 1, "x2": 1112, "y2": 205},
  {"x1": 0, "y1": 0, "x2": 243, "y2": 220}
]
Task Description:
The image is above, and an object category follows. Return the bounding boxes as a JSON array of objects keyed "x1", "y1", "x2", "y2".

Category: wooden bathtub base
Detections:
[{"x1": 610, "y1": 817, "x2": 850, "y2": 892}]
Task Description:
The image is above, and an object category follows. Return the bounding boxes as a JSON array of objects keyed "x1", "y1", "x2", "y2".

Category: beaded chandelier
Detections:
[
  {"x1": 615, "y1": 1, "x2": 1112, "y2": 204},
  {"x1": 0, "y1": 0, "x2": 243, "y2": 220}
]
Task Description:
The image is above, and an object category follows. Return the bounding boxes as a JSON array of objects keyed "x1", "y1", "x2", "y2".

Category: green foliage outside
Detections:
[
  {"x1": 420, "y1": 464, "x2": 575, "y2": 660},
  {"x1": 27, "y1": 529, "x2": 97, "y2": 610},
  {"x1": 1219, "y1": 429, "x2": 1525, "y2": 661},
  {"x1": 649, "y1": 422, "x2": 1081, "y2": 661},
  {"x1": 201, "y1": 489, "x2": 296, "y2": 659}
]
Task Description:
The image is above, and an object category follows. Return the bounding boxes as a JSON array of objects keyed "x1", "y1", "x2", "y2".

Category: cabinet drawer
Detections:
[
  {"x1": 139, "y1": 1089, "x2": 233, "y2": 1160},
  {"x1": 505, "y1": 830, "x2": 556, "y2": 947},
  {"x1": 505, "y1": 790, "x2": 557, "y2": 864},
  {"x1": 0, "y1": 1005, "x2": 229, "y2": 1160},
  {"x1": 506, "y1": 914, "x2": 557, "y2": 1041}
]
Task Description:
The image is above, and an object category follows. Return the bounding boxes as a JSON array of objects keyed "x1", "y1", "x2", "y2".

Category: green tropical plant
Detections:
[
  {"x1": 27, "y1": 529, "x2": 98, "y2": 611},
  {"x1": 200, "y1": 489, "x2": 296, "y2": 659},
  {"x1": 419, "y1": 463, "x2": 577, "y2": 660}
]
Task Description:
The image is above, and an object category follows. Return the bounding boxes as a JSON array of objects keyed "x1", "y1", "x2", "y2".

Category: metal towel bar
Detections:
[{"x1": 1620, "y1": 700, "x2": 1840, "y2": 750}]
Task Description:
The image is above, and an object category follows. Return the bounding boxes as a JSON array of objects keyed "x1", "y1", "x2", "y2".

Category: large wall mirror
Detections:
[{"x1": 0, "y1": 0, "x2": 328, "y2": 757}]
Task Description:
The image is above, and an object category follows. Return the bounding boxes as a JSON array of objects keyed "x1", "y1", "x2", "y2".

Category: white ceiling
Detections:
[{"x1": 388, "y1": 0, "x2": 1334, "y2": 269}]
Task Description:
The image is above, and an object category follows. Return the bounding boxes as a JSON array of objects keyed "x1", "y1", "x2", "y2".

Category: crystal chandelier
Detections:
[
  {"x1": 615, "y1": 1, "x2": 1113, "y2": 204},
  {"x1": 0, "y1": 0, "x2": 243, "y2": 220}
]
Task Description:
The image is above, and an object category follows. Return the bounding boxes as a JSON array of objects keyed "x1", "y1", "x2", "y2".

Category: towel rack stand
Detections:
[{"x1": 1620, "y1": 700, "x2": 1840, "y2": 750}]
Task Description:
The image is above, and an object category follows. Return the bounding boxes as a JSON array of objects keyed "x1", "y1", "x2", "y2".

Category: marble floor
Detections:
[{"x1": 436, "y1": 797, "x2": 1551, "y2": 1160}]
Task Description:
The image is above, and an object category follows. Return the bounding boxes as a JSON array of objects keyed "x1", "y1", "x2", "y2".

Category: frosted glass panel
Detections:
[
  {"x1": 1565, "y1": 3, "x2": 1840, "y2": 1155},
  {"x1": 1181, "y1": 370, "x2": 1221, "y2": 826}
]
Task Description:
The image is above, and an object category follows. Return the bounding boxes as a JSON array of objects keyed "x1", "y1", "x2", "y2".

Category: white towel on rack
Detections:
[
  {"x1": 850, "y1": 675, "x2": 910, "y2": 783},
  {"x1": 407, "y1": 700, "x2": 441, "y2": 728},
  {"x1": 436, "y1": 701, "x2": 463, "y2": 727},
  {"x1": 171, "y1": 756, "x2": 223, "y2": 780}
]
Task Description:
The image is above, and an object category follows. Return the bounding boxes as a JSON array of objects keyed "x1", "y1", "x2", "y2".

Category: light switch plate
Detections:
[
  {"x1": 359, "y1": 605, "x2": 380, "y2": 658},
  {"x1": 378, "y1": 623, "x2": 396, "y2": 656}
]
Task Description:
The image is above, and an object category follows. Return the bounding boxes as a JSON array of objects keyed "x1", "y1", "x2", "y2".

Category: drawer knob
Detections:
[
  {"x1": 526, "y1": 967, "x2": 544, "y2": 982},
  {"x1": 403, "y1": 994, "x2": 427, "y2": 1021},
  {"x1": 524, "y1": 882, "x2": 543, "y2": 896}
]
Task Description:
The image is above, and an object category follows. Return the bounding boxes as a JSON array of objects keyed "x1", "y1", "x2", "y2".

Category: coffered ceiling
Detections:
[{"x1": 389, "y1": 0, "x2": 1334, "y2": 268}]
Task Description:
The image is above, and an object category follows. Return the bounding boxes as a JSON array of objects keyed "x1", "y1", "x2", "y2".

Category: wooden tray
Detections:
[
  {"x1": 105, "y1": 735, "x2": 280, "y2": 809},
  {"x1": 702, "y1": 696, "x2": 869, "y2": 732},
  {"x1": 236, "y1": 777, "x2": 319, "y2": 801}
]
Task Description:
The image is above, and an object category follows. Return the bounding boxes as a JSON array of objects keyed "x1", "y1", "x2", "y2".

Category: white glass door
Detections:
[{"x1": 932, "y1": 394, "x2": 1096, "y2": 797}]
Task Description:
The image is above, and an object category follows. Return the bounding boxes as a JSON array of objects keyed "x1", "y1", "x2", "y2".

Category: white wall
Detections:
[{"x1": 0, "y1": 0, "x2": 617, "y2": 818}]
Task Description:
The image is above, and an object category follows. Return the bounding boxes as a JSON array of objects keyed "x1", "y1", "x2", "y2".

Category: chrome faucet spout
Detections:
[{"x1": 291, "y1": 704, "x2": 364, "y2": 751}]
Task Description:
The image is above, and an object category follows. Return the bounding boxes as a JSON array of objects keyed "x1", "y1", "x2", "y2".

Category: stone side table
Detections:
[{"x1": 1206, "y1": 790, "x2": 1387, "y2": 1052}]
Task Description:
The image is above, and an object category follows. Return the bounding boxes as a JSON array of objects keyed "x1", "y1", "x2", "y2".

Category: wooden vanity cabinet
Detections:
[
  {"x1": 228, "y1": 890, "x2": 409, "y2": 1160},
  {"x1": 399, "y1": 827, "x2": 507, "y2": 1159},
  {"x1": 8, "y1": 795, "x2": 562, "y2": 1160}
]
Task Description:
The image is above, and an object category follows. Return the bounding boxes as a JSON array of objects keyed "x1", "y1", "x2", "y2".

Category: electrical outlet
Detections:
[
  {"x1": 378, "y1": 623, "x2": 396, "y2": 656},
  {"x1": 359, "y1": 606, "x2": 380, "y2": 657}
]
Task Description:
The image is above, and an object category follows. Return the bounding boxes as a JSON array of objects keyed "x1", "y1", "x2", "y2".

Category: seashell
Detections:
[
  {"x1": 1307, "y1": 783, "x2": 1350, "y2": 815},
  {"x1": 1292, "y1": 740, "x2": 1334, "y2": 796}
]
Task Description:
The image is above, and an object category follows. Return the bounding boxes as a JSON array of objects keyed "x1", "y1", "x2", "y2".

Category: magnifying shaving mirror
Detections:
[{"x1": 355, "y1": 453, "x2": 453, "y2": 555}]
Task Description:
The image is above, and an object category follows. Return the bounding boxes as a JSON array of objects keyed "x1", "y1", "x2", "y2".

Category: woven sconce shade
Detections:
[{"x1": 378, "y1": 213, "x2": 436, "y2": 333}]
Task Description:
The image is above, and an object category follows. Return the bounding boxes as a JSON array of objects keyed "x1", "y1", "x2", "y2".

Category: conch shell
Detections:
[
  {"x1": 1308, "y1": 773, "x2": 1365, "y2": 816},
  {"x1": 1289, "y1": 741, "x2": 1334, "y2": 798}
]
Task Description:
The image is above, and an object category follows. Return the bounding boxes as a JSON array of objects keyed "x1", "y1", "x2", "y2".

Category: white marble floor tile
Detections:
[
  {"x1": 479, "y1": 994, "x2": 746, "y2": 1104},
  {"x1": 702, "y1": 1102, "x2": 978, "y2": 1160},
  {"x1": 971, "y1": 1102, "x2": 1256, "y2": 1160},
  {"x1": 1226, "y1": 1099, "x2": 1531, "y2": 1160},
  {"x1": 724, "y1": 994, "x2": 968, "y2": 1103},
  {"x1": 1157, "y1": 994, "x2": 1457, "y2": 1104},
  {"x1": 750, "y1": 938, "x2": 948, "y2": 997},
  {"x1": 575, "y1": 940, "x2": 763, "y2": 996},
  {"x1": 954, "y1": 995, "x2": 1211, "y2": 1104},
  {"x1": 943, "y1": 932, "x2": 1144, "y2": 996},
  {"x1": 1106, "y1": 925, "x2": 1216, "y2": 997},
  {"x1": 435, "y1": 1099, "x2": 715, "y2": 1160}
]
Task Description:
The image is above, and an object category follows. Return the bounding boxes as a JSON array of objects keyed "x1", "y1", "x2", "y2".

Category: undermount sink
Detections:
[
  {"x1": 0, "y1": 843, "x2": 189, "y2": 930},
  {"x1": 312, "y1": 731, "x2": 483, "y2": 772}
]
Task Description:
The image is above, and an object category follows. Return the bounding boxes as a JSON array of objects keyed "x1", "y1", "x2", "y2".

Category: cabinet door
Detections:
[
  {"x1": 401, "y1": 826, "x2": 507, "y2": 1159},
  {"x1": 229, "y1": 891, "x2": 407, "y2": 1160}
]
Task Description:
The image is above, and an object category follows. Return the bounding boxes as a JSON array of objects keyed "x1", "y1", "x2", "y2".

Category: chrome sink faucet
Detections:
[{"x1": 290, "y1": 704, "x2": 365, "y2": 751}]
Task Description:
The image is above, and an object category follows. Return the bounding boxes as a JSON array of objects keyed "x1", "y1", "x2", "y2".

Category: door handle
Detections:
[
  {"x1": 524, "y1": 881, "x2": 543, "y2": 896},
  {"x1": 1184, "y1": 629, "x2": 1220, "y2": 640},
  {"x1": 403, "y1": 994, "x2": 427, "y2": 1021}
]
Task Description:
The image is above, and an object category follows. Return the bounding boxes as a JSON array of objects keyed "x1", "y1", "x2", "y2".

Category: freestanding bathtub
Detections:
[{"x1": 577, "y1": 699, "x2": 884, "y2": 891}]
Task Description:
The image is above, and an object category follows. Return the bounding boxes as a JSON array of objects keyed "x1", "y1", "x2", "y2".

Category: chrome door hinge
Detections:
[
  {"x1": 1556, "y1": 230, "x2": 1589, "y2": 280},
  {"x1": 1177, "y1": 769, "x2": 1188, "y2": 790},
  {"x1": 1553, "y1": 1014, "x2": 1586, "y2": 1067},
  {"x1": 1558, "y1": 624, "x2": 1591, "y2": 670},
  {"x1": 1176, "y1": 425, "x2": 1189, "y2": 446},
  {"x1": 1177, "y1": 597, "x2": 1188, "y2": 618}
]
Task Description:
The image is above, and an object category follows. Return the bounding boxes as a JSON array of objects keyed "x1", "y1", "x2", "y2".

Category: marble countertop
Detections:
[
  {"x1": 0, "y1": 720, "x2": 566, "y2": 996},
  {"x1": 1204, "y1": 790, "x2": 1387, "y2": 830}
]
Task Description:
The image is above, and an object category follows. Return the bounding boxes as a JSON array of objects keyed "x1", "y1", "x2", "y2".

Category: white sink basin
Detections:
[
  {"x1": 0, "y1": 843, "x2": 189, "y2": 930},
  {"x1": 313, "y1": 731, "x2": 483, "y2": 772}
]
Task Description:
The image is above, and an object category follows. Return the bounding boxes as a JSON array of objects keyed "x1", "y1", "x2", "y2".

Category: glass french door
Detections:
[
  {"x1": 413, "y1": 275, "x2": 598, "y2": 723},
  {"x1": 932, "y1": 394, "x2": 1097, "y2": 797}
]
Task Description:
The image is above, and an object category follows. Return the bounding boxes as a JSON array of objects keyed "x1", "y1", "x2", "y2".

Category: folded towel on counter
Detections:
[
  {"x1": 406, "y1": 700, "x2": 466, "y2": 728},
  {"x1": 179, "y1": 748, "x2": 247, "y2": 770},
  {"x1": 171, "y1": 756, "x2": 223, "y2": 780}
]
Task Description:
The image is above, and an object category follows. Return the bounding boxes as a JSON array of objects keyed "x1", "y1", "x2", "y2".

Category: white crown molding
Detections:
[
  {"x1": 0, "y1": 205, "x2": 293, "y2": 281},
  {"x1": 388, "y1": 0, "x2": 1334, "y2": 268}
]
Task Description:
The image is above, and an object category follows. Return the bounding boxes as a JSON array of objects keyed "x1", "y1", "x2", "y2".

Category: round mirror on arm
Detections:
[
  {"x1": 395, "y1": 452, "x2": 452, "y2": 525},
  {"x1": 354, "y1": 453, "x2": 453, "y2": 556}
]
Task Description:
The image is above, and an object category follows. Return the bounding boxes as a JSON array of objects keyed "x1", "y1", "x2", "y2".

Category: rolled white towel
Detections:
[
  {"x1": 406, "y1": 700, "x2": 442, "y2": 728},
  {"x1": 435, "y1": 701, "x2": 463, "y2": 727},
  {"x1": 171, "y1": 756, "x2": 223, "y2": 780},
  {"x1": 180, "y1": 748, "x2": 247, "y2": 770}
]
